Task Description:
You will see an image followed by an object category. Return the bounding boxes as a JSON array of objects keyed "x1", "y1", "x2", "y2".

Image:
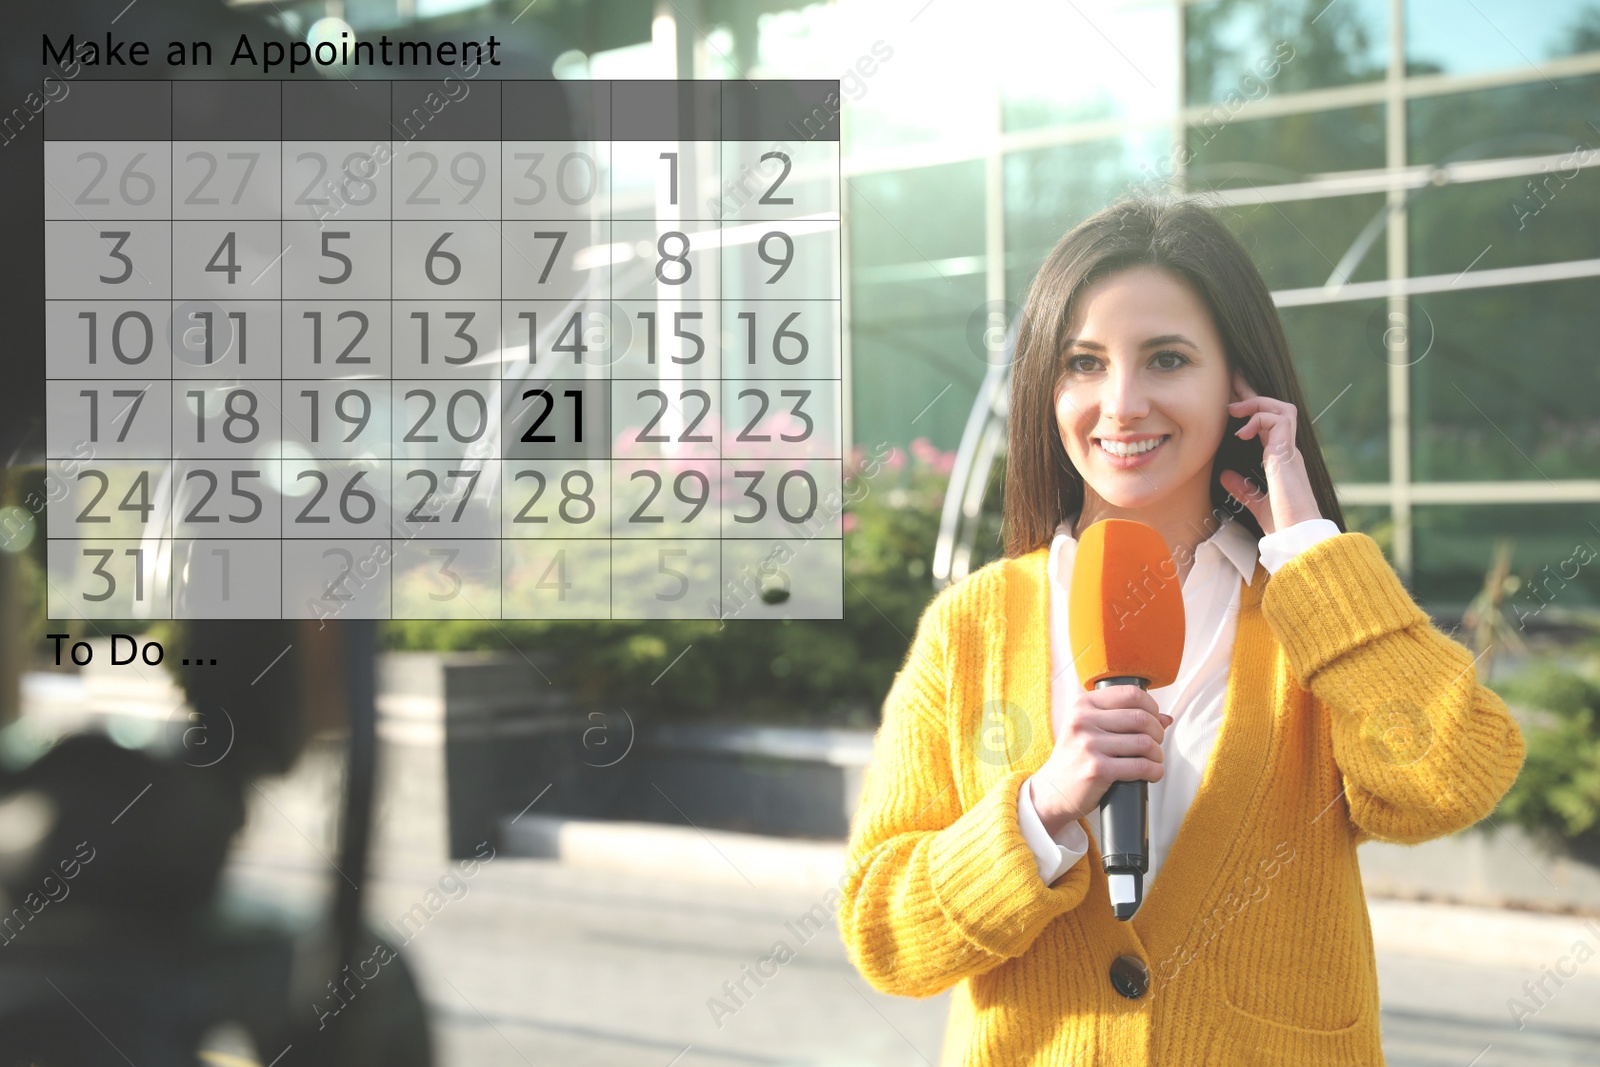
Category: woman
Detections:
[{"x1": 836, "y1": 194, "x2": 1526, "y2": 1065}]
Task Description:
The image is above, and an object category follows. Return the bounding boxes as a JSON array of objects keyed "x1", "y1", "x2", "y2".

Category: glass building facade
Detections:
[
  {"x1": 262, "y1": 0, "x2": 1600, "y2": 614},
  {"x1": 800, "y1": 0, "x2": 1600, "y2": 614}
]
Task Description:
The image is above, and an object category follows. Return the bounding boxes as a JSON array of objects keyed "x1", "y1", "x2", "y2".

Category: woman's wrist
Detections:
[{"x1": 1027, "y1": 775, "x2": 1081, "y2": 838}]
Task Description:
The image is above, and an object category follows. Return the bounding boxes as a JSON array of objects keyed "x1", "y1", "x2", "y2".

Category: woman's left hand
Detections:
[{"x1": 1219, "y1": 373, "x2": 1324, "y2": 536}]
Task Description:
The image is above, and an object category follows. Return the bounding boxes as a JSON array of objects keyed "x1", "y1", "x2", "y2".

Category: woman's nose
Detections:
[{"x1": 1099, "y1": 359, "x2": 1150, "y2": 421}]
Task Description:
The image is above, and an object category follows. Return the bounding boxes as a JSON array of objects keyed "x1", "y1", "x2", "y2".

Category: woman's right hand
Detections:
[{"x1": 1027, "y1": 684, "x2": 1172, "y2": 838}]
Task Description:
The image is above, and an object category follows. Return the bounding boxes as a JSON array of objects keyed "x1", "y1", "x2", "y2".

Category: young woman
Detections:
[{"x1": 837, "y1": 194, "x2": 1526, "y2": 1065}]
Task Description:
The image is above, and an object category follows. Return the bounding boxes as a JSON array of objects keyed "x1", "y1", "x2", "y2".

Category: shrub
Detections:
[{"x1": 1492, "y1": 654, "x2": 1600, "y2": 851}]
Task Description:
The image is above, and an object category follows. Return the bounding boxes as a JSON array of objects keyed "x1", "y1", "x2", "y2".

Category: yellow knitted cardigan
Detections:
[{"x1": 838, "y1": 531, "x2": 1526, "y2": 1066}]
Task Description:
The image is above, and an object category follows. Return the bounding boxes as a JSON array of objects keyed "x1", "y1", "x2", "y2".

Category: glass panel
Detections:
[
  {"x1": 1412, "y1": 503, "x2": 1600, "y2": 615},
  {"x1": 1210, "y1": 194, "x2": 1388, "y2": 291},
  {"x1": 1407, "y1": 0, "x2": 1600, "y2": 77},
  {"x1": 1185, "y1": 0, "x2": 1388, "y2": 106},
  {"x1": 1277, "y1": 299, "x2": 1391, "y2": 483},
  {"x1": 1410, "y1": 278, "x2": 1600, "y2": 481},
  {"x1": 1186, "y1": 104, "x2": 1386, "y2": 186},
  {"x1": 849, "y1": 163, "x2": 987, "y2": 450},
  {"x1": 1002, "y1": 131, "x2": 1173, "y2": 300},
  {"x1": 1407, "y1": 73, "x2": 1600, "y2": 165},
  {"x1": 851, "y1": 275, "x2": 988, "y2": 451},
  {"x1": 1001, "y1": 0, "x2": 1180, "y2": 132},
  {"x1": 1409, "y1": 170, "x2": 1600, "y2": 277}
]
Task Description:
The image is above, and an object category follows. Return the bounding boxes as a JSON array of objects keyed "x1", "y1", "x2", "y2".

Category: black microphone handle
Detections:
[{"x1": 1095, "y1": 675, "x2": 1150, "y2": 921}]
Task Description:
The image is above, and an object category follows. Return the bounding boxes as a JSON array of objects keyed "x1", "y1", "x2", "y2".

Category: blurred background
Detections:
[{"x1": 1, "y1": 0, "x2": 1600, "y2": 1064}]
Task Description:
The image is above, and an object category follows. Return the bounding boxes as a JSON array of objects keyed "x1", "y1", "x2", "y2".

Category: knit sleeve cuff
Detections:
[
  {"x1": 928, "y1": 768, "x2": 1089, "y2": 958},
  {"x1": 1261, "y1": 531, "x2": 1429, "y2": 686}
]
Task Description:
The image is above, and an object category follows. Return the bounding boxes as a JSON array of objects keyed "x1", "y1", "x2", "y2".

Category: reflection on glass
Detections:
[
  {"x1": 1211, "y1": 195, "x2": 1388, "y2": 291},
  {"x1": 1407, "y1": 73, "x2": 1600, "y2": 166},
  {"x1": 849, "y1": 163, "x2": 987, "y2": 450},
  {"x1": 1186, "y1": 104, "x2": 1384, "y2": 187},
  {"x1": 1410, "y1": 279, "x2": 1600, "y2": 481},
  {"x1": 1277, "y1": 299, "x2": 1390, "y2": 483},
  {"x1": 1407, "y1": 0, "x2": 1600, "y2": 77},
  {"x1": 1002, "y1": 132, "x2": 1172, "y2": 298},
  {"x1": 1412, "y1": 503, "x2": 1600, "y2": 611},
  {"x1": 1185, "y1": 0, "x2": 1386, "y2": 106},
  {"x1": 1409, "y1": 173, "x2": 1600, "y2": 277},
  {"x1": 849, "y1": 162, "x2": 985, "y2": 273}
]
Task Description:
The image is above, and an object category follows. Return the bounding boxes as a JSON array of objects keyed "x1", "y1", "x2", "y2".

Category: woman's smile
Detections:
[{"x1": 1093, "y1": 433, "x2": 1171, "y2": 467}]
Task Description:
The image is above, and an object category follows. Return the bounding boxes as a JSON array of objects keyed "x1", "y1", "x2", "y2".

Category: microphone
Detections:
[{"x1": 1067, "y1": 518, "x2": 1186, "y2": 920}]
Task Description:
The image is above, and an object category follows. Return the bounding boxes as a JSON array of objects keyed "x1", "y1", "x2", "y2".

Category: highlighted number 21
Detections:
[{"x1": 520, "y1": 389, "x2": 583, "y2": 443}]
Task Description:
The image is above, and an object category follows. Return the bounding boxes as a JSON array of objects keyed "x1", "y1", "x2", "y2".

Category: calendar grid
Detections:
[{"x1": 43, "y1": 79, "x2": 844, "y2": 621}]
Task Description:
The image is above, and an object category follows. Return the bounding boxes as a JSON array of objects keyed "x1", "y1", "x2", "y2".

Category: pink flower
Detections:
[
  {"x1": 883, "y1": 447, "x2": 905, "y2": 471},
  {"x1": 842, "y1": 512, "x2": 858, "y2": 533}
]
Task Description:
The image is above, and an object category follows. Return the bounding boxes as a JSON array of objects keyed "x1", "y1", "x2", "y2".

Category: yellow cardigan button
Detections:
[{"x1": 1110, "y1": 955, "x2": 1149, "y2": 999}]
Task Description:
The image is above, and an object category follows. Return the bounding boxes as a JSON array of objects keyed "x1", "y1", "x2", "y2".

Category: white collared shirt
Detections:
[{"x1": 1017, "y1": 512, "x2": 1344, "y2": 887}]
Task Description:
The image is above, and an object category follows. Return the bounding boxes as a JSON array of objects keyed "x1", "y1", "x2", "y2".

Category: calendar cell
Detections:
[
  {"x1": 501, "y1": 221, "x2": 602, "y2": 302},
  {"x1": 500, "y1": 376, "x2": 609, "y2": 461},
  {"x1": 282, "y1": 142, "x2": 392, "y2": 224},
  {"x1": 283, "y1": 539, "x2": 392, "y2": 620},
  {"x1": 172, "y1": 301, "x2": 282, "y2": 379},
  {"x1": 173, "y1": 142, "x2": 282, "y2": 221},
  {"x1": 281, "y1": 460, "x2": 390, "y2": 539},
  {"x1": 173, "y1": 461, "x2": 279, "y2": 538},
  {"x1": 173, "y1": 539, "x2": 282, "y2": 618},
  {"x1": 722, "y1": 460, "x2": 843, "y2": 540},
  {"x1": 393, "y1": 302, "x2": 500, "y2": 379},
  {"x1": 46, "y1": 461, "x2": 171, "y2": 540},
  {"x1": 612, "y1": 458, "x2": 722, "y2": 539},
  {"x1": 49, "y1": 539, "x2": 169, "y2": 619},
  {"x1": 394, "y1": 221, "x2": 500, "y2": 300},
  {"x1": 394, "y1": 381, "x2": 499, "y2": 462},
  {"x1": 501, "y1": 141, "x2": 610, "y2": 223},
  {"x1": 48, "y1": 381, "x2": 171, "y2": 460},
  {"x1": 722, "y1": 218, "x2": 841, "y2": 302},
  {"x1": 282, "y1": 302, "x2": 392, "y2": 378},
  {"x1": 283, "y1": 380, "x2": 390, "y2": 459},
  {"x1": 609, "y1": 538, "x2": 721, "y2": 619},
  {"x1": 719, "y1": 379, "x2": 839, "y2": 460},
  {"x1": 392, "y1": 459, "x2": 498, "y2": 540},
  {"x1": 720, "y1": 537, "x2": 843, "y2": 620},
  {"x1": 172, "y1": 380, "x2": 281, "y2": 461},
  {"x1": 46, "y1": 221, "x2": 171, "y2": 300},
  {"x1": 391, "y1": 538, "x2": 501, "y2": 620},
  {"x1": 44, "y1": 142, "x2": 172, "y2": 222},
  {"x1": 393, "y1": 141, "x2": 502, "y2": 222},
  {"x1": 174, "y1": 221, "x2": 284, "y2": 301},
  {"x1": 721, "y1": 301, "x2": 840, "y2": 379},
  {"x1": 505, "y1": 300, "x2": 623, "y2": 374},
  {"x1": 502, "y1": 539, "x2": 610, "y2": 619},
  {"x1": 500, "y1": 460, "x2": 609, "y2": 539},
  {"x1": 613, "y1": 301, "x2": 720, "y2": 384},
  {"x1": 48, "y1": 302, "x2": 172, "y2": 380}
]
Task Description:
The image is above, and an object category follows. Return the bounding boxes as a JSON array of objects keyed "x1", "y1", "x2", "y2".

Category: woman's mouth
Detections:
[{"x1": 1094, "y1": 434, "x2": 1170, "y2": 468}]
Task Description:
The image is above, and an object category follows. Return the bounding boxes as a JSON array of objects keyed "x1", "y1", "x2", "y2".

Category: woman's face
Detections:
[{"x1": 1054, "y1": 265, "x2": 1235, "y2": 517}]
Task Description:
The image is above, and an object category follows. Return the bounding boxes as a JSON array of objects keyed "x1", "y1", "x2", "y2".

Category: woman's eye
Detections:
[
  {"x1": 1153, "y1": 350, "x2": 1189, "y2": 369},
  {"x1": 1065, "y1": 354, "x2": 1097, "y2": 373}
]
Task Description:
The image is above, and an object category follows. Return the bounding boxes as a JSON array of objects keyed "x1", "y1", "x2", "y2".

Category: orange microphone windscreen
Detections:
[{"x1": 1068, "y1": 518, "x2": 1186, "y2": 690}]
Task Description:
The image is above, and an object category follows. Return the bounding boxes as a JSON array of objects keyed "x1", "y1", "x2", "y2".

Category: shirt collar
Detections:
[{"x1": 1052, "y1": 510, "x2": 1259, "y2": 588}]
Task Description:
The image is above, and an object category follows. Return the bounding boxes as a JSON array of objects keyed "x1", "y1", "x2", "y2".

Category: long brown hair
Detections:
[{"x1": 1002, "y1": 192, "x2": 1347, "y2": 557}]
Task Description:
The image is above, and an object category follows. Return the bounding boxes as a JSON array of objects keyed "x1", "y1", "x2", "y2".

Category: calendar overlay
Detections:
[{"x1": 43, "y1": 79, "x2": 843, "y2": 620}]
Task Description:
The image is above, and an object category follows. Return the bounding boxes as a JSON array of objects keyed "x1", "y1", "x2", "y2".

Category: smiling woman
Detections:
[{"x1": 837, "y1": 193, "x2": 1527, "y2": 1066}]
